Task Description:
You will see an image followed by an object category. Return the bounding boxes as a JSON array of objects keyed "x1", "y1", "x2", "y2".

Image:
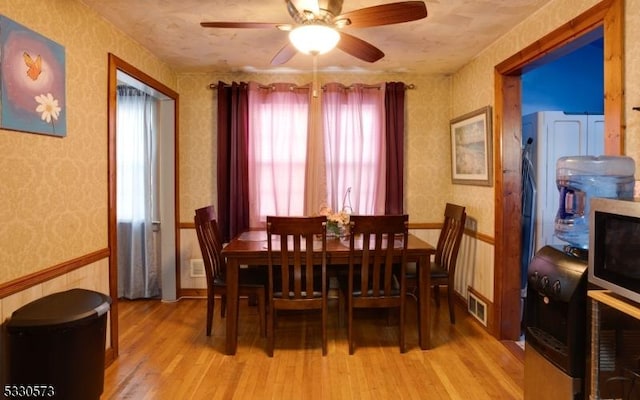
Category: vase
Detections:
[
  {"x1": 327, "y1": 222, "x2": 349, "y2": 239},
  {"x1": 327, "y1": 222, "x2": 341, "y2": 238}
]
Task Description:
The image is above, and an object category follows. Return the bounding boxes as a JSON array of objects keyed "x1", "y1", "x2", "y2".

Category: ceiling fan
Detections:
[{"x1": 200, "y1": 0, "x2": 428, "y2": 65}]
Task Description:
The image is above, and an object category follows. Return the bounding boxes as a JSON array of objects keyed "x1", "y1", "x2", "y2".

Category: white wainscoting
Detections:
[
  {"x1": 409, "y1": 228, "x2": 494, "y2": 304},
  {"x1": 0, "y1": 259, "x2": 112, "y2": 349},
  {"x1": 179, "y1": 229, "x2": 207, "y2": 290},
  {"x1": 180, "y1": 226, "x2": 496, "y2": 303}
]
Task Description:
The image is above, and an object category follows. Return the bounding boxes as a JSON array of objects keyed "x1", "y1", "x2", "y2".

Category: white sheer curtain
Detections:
[
  {"x1": 322, "y1": 83, "x2": 386, "y2": 214},
  {"x1": 247, "y1": 82, "x2": 311, "y2": 226},
  {"x1": 116, "y1": 85, "x2": 160, "y2": 299}
]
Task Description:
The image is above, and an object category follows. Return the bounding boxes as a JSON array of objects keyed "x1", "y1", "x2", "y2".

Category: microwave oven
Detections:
[{"x1": 588, "y1": 197, "x2": 640, "y2": 304}]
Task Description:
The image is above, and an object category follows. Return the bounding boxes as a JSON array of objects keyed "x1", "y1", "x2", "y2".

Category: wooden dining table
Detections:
[{"x1": 220, "y1": 230, "x2": 436, "y2": 355}]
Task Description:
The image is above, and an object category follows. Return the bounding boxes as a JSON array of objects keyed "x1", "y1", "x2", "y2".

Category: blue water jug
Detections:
[{"x1": 555, "y1": 155, "x2": 636, "y2": 249}]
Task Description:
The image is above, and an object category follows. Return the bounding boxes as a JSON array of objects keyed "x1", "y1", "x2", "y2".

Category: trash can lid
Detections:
[{"x1": 6, "y1": 288, "x2": 112, "y2": 328}]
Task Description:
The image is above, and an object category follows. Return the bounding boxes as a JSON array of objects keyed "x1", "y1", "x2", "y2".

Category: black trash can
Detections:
[{"x1": 4, "y1": 288, "x2": 111, "y2": 400}]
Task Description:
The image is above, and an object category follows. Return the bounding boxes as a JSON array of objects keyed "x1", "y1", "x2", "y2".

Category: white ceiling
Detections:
[{"x1": 80, "y1": 0, "x2": 553, "y2": 74}]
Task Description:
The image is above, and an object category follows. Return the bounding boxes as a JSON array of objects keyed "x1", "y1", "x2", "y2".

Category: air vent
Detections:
[
  {"x1": 597, "y1": 329, "x2": 640, "y2": 373},
  {"x1": 468, "y1": 290, "x2": 488, "y2": 326},
  {"x1": 190, "y1": 259, "x2": 205, "y2": 278},
  {"x1": 599, "y1": 330, "x2": 616, "y2": 372}
]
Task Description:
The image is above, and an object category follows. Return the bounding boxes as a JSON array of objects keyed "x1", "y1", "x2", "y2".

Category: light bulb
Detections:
[{"x1": 289, "y1": 24, "x2": 340, "y2": 55}]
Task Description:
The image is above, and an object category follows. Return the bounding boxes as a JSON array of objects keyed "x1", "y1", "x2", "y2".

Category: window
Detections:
[
  {"x1": 322, "y1": 83, "x2": 385, "y2": 215},
  {"x1": 248, "y1": 83, "x2": 310, "y2": 226},
  {"x1": 247, "y1": 82, "x2": 386, "y2": 226},
  {"x1": 116, "y1": 85, "x2": 158, "y2": 222}
]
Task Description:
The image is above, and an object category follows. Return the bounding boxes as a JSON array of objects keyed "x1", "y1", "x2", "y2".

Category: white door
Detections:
[{"x1": 523, "y1": 111, "x2": 604, "y2": 251}]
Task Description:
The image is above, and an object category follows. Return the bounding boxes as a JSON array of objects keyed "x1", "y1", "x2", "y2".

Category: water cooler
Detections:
[
  {"x1": 524, "y1": 155, "x2": 635, "y2": 400},
  {"x1": 554, "y1": 155, "x2": 635, "y2": 249}
]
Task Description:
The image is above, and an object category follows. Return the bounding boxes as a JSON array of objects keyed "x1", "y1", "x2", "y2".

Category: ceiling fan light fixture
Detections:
[
  {"x1": 334, "y1": 18, "x2": 351, "y2": 29},
  {"x1": 289, "y1": 24, "x2": 340, "y2": 55}
]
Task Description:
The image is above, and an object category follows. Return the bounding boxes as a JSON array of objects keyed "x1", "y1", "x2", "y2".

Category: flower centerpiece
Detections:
[{"x1": 318, "y1": 206, "x2": 350, "y2": 238}]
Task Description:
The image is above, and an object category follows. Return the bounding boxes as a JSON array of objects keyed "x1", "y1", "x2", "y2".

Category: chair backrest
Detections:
[
  {"x1": 348, "y1": 214, "x2": 409, "y2": 298},
  {"x1": 434, "y1": 203, "x2": 467, "y2": 276},
  {"x1": 266, "y1": 216, "x2": 327, "y2": 300},
  {"x1": 194, "y1": 206, "x2": 224, "y2": 283}
]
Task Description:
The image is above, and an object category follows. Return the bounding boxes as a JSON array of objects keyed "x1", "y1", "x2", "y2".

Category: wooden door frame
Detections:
[
  {"x1": 107, "y1": 54, "x2": 180, "y2": 359},
  {"x1": 493, "y1": 0, "x2": 624, "y2": 340}
]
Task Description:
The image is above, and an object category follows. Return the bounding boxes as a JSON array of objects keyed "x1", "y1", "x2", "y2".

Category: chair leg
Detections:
[
  {"x1": 338, "y1": 290, "x2": 345, "y2": 328},
  {"x1": 433, "y1": 285, "x2": 441, "y2": 307},
  {"x1": 322, "y1": 299, "x2": 328, "y2": 356},
  {"x1": 348, "y1": 304, "x2": 355, "y2": 355},
  {"x1": 267, "y1": 303, "x2": 275, "y2": 357},
  {"x1": 206, "y1": 293, "x2": 214, "y2": 336},
  {"x1": 414, "y1": 285, "x2": 421, "y2": 334},
  {"x1": 407, "y1": 284, "x2": 418, "y2": 301},
  {"x1": 399, "y1": 303, "x2": 406, "y2": 353},
  {"x1": 257, "y1": 288, "x2": 266, "y2": 337},
  {"x1": 448, "y1": 286, "x2": 456, "y2": 324},
  {"x1": 220, "y1": 295, "x2": 227, "y2": 318}
]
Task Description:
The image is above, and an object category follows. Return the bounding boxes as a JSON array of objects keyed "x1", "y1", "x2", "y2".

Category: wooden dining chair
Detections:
[
  {"x1": 194, "y1": 206, "x2": 266, "y2": 337},
  {"x1": 266, "y1": 216, "x2": 328, "y2": 357},
  {"x1": 339, "y1": 214, "x2": 409, "y2": 354},
  {"x1": 408, "y1": 203, "x2": 466, "y2": 324}
]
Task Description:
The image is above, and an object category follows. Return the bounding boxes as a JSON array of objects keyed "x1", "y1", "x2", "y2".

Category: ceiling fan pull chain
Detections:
[{"x1": 312, "y1": 54, "x2": 319, "y2": 98}]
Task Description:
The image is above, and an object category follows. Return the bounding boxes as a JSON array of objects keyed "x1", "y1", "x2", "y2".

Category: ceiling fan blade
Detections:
[
  {"x1": 200, "y1": 22, "x2": 284, "y2": 29},
  {"x1": 336, "y1": 32, "x2": 384, "y2": 63},
  {"x1": 304, "y1": 0, "x2": 321, "y2": 15},
  {"x1": 285, "y1": 0, "x2": 305, "y2": 23},
  {"x1": 318, "y1": 0, "x2": 343, "y2": 16},
  {"x1": 337, "y1": 1, "x2": 427, "y2": 28},
  {"x1": 271, "y1": 42, "x2": 298, "y2": 65}
]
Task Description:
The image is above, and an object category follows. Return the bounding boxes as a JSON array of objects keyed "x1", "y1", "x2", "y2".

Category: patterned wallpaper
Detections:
[
  {"x1": 3, "y1": 0, "x2": 639, "y2": 287},
  {"x1": 452, "y1": 0, "x2": 640, "y2": 235},
  {"x1": 177, "y1": 71, "x2": 453, "y2": 225},
  {"x1": 0, "y1": 0, "x2": 176, "y2": 283},
  {"x1": 179, "y1": 0, "x2": 640, "y2": 235},
  {"x1": 627, "y1": 0, "x2": 640, "y2": 161}
]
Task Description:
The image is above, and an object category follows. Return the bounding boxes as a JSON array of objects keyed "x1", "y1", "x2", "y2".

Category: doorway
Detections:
[
  {"x1": 493, "y1": 0, "x2": 624, "y2": 340},
  {"x1": 107, "y1": 54, "x2": 179, "y2": 357},
  {"x1": 519, "y1": 28, "x2": 604, "y2": 335},
  {"x1": 116, "y1": 72, "x2": 164, "y2": 300}
]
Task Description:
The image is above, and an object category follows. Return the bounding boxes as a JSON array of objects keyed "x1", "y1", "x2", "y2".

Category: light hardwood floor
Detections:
[{"x1": 103, "y1": 295, "x2": 524, "y2": 399}]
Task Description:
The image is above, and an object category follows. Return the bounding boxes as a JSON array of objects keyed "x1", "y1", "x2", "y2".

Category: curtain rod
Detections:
[
  {"x1": 208, "y1": 83, "x2": 309, "y2": 91},
  {"x1": 208, "y1": 83, "x2": 277, "y2": 90},
  {"x1": 209, "y1": 82, "x2": 415, "y2": 90},
  {"x1": 321, "y1": 83, "x2": 415, "y2": 90}
]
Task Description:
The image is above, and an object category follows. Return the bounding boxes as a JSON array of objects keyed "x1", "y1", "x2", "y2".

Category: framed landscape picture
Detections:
[{"x1": 450, "y1": 106, "x2": 493, "y2": 186}]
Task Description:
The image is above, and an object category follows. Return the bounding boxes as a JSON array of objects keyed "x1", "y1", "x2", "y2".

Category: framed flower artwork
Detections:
[{"x1": 0, "y1": 16, "x2": 66, "y2": 137}]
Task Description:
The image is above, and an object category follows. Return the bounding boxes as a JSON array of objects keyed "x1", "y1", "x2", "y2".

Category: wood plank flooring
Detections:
[{"x1": 103, "y1": 295, "x2": 524, "y2": 399}]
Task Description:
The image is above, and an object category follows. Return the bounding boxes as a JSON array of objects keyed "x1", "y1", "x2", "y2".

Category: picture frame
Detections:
[
  {"x1": 0, "y1": 15, "x2": 67, "y2": 137},
  {"x1": 450, "y1": 106, "x2": 493, "y2": 186}
]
